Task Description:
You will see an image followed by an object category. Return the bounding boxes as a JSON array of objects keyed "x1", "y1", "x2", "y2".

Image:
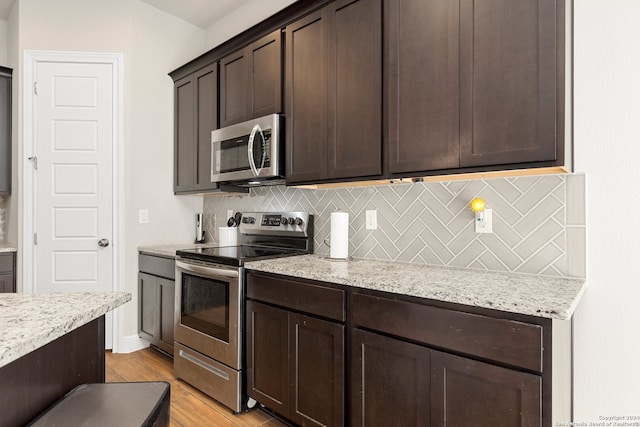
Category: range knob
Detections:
[{"x1": 294, "y1": 217, "x2": 304, "y2": 226}]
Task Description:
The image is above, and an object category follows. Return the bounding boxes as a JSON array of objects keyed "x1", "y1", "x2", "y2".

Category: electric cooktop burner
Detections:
[
  {"x1": 176, "y1": 211, "x2": 314, "y2": 267},
  {"x1": 176, "y1": 245, "x2": 307, "y2": 267}
]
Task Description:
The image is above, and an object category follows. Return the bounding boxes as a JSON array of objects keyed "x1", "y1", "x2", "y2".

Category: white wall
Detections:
[
  {"x1": 12, "y1": 0, "x2": 207, "y2": 341},
  {"x1": 204, "y1": 0, "x2": 298, "y2": 49},
  {"x1": 0, "y1": 18, "x2": 7, "y2": 65},
  {"x1": 573, "y1": 0, "x2": 640, "y2": 420}
]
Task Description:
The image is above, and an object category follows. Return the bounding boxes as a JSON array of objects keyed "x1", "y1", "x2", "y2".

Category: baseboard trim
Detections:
[{"x1": 117, "y1": 334, "x2": 150, "y2": 354}]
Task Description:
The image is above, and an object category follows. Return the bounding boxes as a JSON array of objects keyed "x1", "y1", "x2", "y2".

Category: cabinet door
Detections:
[
  {"x1": 1, "y1": 68, "x2": 12, "y2": 195},
  {"x1": 431, "y1": 351, "x2": 542, "y2": 427},
  {"x1": 350, "y1": 329, "x2": 430, "y2": 427},
  {"x1": 285, "y1": 9, "x2": 329, "y2": 183},
  {"x1": 289, "y1": 313, "x2": 344, "y2": 427},
  {"x1": 174, "y1": 75, "x2": 196, "y2": 193},
  {"x1": 387, "y1": 0, "x2": 460, "y2": 175},
  {"x1": 157, "y1": 277, "x2": 175, "y2": 355},
  {"x1": 246, "y1": 301, "x2": 290, "y2": 415},
  {"x1": 0, "y1": 273, "x2": 15, "y2": 293},
  {"x1": 193, "y1": 64, "x2": 218, "y2": 192},
  {"x1": 327, "y1": 0, "x2": 382, "y2": 180},
  {"x1": 249, "y1": 30, "x2": 283, "y2": 119},
  {"x1": 459, "y1": 0, "x2": 560, "y2": 167},
  {"x1": 220, "y1": 50, "x2": 249, "y2": 127},
  {"x1": 138, "y1": 272, "x2": 159, "y2": 344}
]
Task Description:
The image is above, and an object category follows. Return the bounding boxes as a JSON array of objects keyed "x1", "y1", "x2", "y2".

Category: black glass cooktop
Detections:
[{"x1": 176, "y1": 245, "x2": 306, "y2": 267}]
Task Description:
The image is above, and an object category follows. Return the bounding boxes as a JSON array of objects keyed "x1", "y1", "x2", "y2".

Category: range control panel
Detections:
[{"x1": 240, "y1": 212, "x2": 312, "y2": 237}]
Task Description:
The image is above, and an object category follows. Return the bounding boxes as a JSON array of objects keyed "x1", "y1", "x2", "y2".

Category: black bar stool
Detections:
[{"x1": 28, "y1": 382, "x2": 170, "y2": 427}]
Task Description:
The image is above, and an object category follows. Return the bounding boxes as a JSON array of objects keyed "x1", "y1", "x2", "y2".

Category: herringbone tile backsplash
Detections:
[{"x1": 203, "y1": 173, "x2": 586, "y2": 278}]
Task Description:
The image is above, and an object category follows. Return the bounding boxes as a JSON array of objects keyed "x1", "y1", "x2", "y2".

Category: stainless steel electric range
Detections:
[{"x1": 173, "y1": 212, "x2": 313, "y2": 413}]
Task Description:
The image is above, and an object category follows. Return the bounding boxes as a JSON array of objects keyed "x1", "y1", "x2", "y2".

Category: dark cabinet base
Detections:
[{"x1": 0, "y1": 317, "x2": 105, "y2": 427}]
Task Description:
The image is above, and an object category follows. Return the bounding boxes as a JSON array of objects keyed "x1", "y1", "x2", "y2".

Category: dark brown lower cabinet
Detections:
[
  {"x1": 431, "y1": 351, "x2": 542, "y2": 427},
  {"x1": 246, "y1": 301, "x2": 289, "y2": 414},
  {"x1": 138, "y1": 253, "x2": 175, "y2": 356},
  {"x1": 246, "y1": 300, "x2": 345, "y2": 427},
  {"x1": 350, "y1": 329, "x2": 431, "y2": 426},
  {"x1": 351, "y1": 328, "x2": 542, "y2": 427},
  {"x1": 0, "y1": 252, "x2": 16, "y2": 293}
]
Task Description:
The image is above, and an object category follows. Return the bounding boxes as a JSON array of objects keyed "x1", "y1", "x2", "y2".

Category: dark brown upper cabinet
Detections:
[
  {"x1": 388, "y1": 0, "x2": 565, "y2": 176},
  {"x1": 219, "y1": 30, "x2": 283, "y2": 128},
  {"x1": 174, "y1": 64, "x2": 219, "y2": 194},
  {"x1": 459, "y1": 0, "x2": 562, "y2": 168},
  {"x1": 286, "y1": 0, "x2": 383, "y2": 184},
  {"x1": 0, "y1": 67, "x2": 12, "y2": 195},
  {"x1": 386, "y1": 0, "x2": 461, "y2": 175}
]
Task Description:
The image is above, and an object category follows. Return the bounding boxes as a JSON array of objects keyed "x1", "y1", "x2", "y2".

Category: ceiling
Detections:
[
  {"x1": 139, "y1": 0, "x2": 251, "y2": 29},
  {"x1": 0, "y1": 0, "x2": 249, "y2": 28}
]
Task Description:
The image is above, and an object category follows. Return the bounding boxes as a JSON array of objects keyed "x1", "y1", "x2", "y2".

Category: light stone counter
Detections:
[
  {"x1": 138, "y1": 243, "x2": 220, "y2": 258},
  {"x1": 0, "y1": 291, "x2": 131, "y2": 368},
  {"x1": 0, "y1": 243, "x2": 17, "y2": 253},
  {"x1": 245, "y1": 254, "x2": 586, "y2": 320}
]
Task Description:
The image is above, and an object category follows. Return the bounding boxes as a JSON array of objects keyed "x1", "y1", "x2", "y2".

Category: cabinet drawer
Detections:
[
  {"x1": 0, "y1": 253, "x2": 14, "y2": 273},
  {"x1": 138, "y1": 253, "x2": 175, "y2": 280},
  {"x1": 247, "y1": 272, "x2": 346, "y2": 322},
  {"x1": 351, "y1": 293, "x2": 543, "y2": 373}
]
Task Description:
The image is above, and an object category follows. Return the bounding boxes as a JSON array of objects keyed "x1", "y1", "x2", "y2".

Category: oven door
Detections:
[{"x1": 174, "y1": 259, "x2": 241, "y2": 370}]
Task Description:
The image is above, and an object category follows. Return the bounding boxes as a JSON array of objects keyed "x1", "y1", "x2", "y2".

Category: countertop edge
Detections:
[
  {"x1": 245, "y1": 255, "x2": 586, "y2": 321},
  {"x1": 0, "y1": 292, "x2": 131, "y2": 369}
]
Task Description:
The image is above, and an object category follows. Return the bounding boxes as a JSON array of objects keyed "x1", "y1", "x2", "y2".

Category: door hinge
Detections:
[
  {"x1": 34, "y1": 81, "x2": 38, "y2": 95},
  {"x1": 33, "y1": 233, "x2": 38, "y2": 245},
  {"x1": 28, "y1": 156, "x2": 38, "y2": 170}
]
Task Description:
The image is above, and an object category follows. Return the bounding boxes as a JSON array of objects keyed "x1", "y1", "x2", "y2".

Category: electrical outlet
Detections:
[
  {"x1": 139, "y1": 209, "x2": 149, "y2": 224},
  {"x1": 366, "y1": 210, "x2": 378, "y2": 230},
  {"x1": 475, "y1": 208, "x2": 493, "y2": 233}
]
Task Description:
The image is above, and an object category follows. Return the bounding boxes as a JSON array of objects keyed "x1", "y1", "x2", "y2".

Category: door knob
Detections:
[{"x1": 98, "y1": 238, "x2": 110, "y2": 247}]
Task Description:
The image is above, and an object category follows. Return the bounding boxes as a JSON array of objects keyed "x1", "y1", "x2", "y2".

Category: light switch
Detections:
[
  {"x1": 366, "y1": 210, "x2": 377, "y2": 230},
  {"x1": 139, "y1": 209, "x2": 149, "y2": 224}
]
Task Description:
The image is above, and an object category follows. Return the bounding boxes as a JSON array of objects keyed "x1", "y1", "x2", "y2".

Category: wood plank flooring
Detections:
[{"x1": 106, "y1": 347, "x2": 286, "y2": 427}]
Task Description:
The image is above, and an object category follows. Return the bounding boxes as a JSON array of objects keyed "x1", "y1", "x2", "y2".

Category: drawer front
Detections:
[
  {"x1": 247, "y1": 272, "x2": 346, "y2": 322},
  {"x1": 352, "y1": 293, "x2": 543, "y2": 373},
  {"x1": 138, "y1": 253, "x2": 175, "y2": 280},
  {"x1": 174, "y1": 343, "x2": 241, "y2": 412},
  {"x1": 0, "y1": 253, "x2": 14, "y2": 273}
]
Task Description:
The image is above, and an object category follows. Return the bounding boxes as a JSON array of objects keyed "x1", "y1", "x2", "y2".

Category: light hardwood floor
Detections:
[{"x1": 106, "y1": 348, "x2": 287, "y2": 427}]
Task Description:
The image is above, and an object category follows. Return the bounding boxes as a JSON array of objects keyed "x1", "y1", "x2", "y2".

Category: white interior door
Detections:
[{"x1": 29, "y1": 57, "x2": 118, "y2": 347}]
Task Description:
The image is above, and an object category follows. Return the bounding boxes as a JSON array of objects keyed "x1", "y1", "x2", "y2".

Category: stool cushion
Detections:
[{"x1": 28, "y1": 382, "x2": 170, "y2": 427}]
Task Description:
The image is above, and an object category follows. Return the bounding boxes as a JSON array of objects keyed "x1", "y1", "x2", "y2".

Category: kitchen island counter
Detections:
[
  {"x1": 0, "y1": 291, "x2": 130, "y2": 368},
  {"x1": 245, "y1": 255, "x2": 585, "y2": 320},
  {"x1": 0, "y1": 291, "x2": 130, "y2": 427}
]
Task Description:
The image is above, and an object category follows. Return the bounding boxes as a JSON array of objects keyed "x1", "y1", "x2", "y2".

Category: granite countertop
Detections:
[
  {"x1": 138, "y1": 243, "x2": 220, "y2": 258},
  {"x1": 0, "y1": 243, "x2": 17, "y2": 253},
  {"x1": 0, "y1": 291, "x2": 131, "y2": 369},
  {"x1": 245, "y1": 255, "x2": 586, "y2": 320}
]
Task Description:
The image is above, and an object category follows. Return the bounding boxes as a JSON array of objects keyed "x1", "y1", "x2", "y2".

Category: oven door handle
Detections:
[{"x1": 176, "y1": 260, "x2": 239, "y2": 279}]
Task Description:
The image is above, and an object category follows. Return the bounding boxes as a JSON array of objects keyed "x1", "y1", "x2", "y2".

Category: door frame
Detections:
[{"x1": 22, "y1": 50, "x2": 124, "y2": 351}]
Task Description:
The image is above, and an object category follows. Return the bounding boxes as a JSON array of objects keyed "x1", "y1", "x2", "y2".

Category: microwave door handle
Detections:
[{"x1": 247, "y1": 124, "x2": 262, "y2": 177}]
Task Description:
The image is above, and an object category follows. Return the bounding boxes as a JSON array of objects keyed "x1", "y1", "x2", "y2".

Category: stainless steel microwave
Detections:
[{"x1": 211, "y1": 114, "x2": 283, "y2": 185}]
